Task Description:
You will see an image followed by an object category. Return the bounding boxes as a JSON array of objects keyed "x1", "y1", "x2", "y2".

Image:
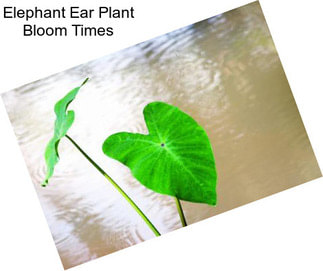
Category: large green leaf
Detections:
[
  {"x1": 102, "y1": 102, "x2": 217, "y2": 205},
  {"x1": 41, "y1": 78, "x2": 88, "y2": 187}
]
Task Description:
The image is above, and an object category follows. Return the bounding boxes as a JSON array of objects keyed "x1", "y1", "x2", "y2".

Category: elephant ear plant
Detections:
[
  {"x1": 103, "y1": 102, "x2": 217, "y2": 226},
  {"x1": 42, "y1": 79, "x2": 160, "y2": 236},
  {"x1": 42, "y1": 79, "x2": 217, "y2": 235},
  {"x1": 42, "y1": 78, "x2": 88, "y2": 186}
]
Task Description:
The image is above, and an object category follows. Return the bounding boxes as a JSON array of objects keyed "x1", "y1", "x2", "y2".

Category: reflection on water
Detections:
[{"x1": 1, "y1": 2, "x2": 321, "y2": 269}]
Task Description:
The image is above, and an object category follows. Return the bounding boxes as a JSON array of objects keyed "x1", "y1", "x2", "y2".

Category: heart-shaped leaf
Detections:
[
  {"x1": 42, "y1": 78, "x2": 88, "y2": 187},
  {"x1": 102, "y1": 102, "x2": 217, "y2": 205}
]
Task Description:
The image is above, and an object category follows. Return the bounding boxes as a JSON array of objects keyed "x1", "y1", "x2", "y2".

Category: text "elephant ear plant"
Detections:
[
  {"x1": 42, "y1": 79, "x2": 161, "y2": 237},
  {"x1": 103, "y1": 102, "x2": 217, "y2": 226}
]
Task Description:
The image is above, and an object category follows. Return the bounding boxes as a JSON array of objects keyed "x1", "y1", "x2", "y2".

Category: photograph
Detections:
[{"x1": 1, "y1": 1, "x2": 321, "y2": 269}]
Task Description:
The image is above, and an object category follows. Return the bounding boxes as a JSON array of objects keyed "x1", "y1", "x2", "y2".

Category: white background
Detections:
[{"x1": 0, "y1": 0, "x2": 322, "y2": 270}]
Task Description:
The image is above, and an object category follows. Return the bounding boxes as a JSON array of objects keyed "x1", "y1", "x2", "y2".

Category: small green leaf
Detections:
[
  {"x1": 42, "y1": 78, "x2": 88, "y2": 187},
  {"x1": 102, "y1": 102, "x2": 217, "y2": 205}
]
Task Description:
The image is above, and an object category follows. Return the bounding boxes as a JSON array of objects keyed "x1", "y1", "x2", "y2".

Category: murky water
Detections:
[{"x1": 1, "y1": 2, "x2": 321, "y2": 269}]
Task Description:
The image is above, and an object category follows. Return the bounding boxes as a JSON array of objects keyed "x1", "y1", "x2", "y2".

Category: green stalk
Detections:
[
  {"x1": 65, "y1": 134, "x2": 161, "y2": 237},
  {"x1": 175, "y1": 197, "x2": 187, "y2": 227}
]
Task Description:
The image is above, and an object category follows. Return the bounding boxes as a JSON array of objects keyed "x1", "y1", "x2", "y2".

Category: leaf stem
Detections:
[
  {"x1": 175, "y1": 197, "x2": 187, "y2": 227},
  {"x1": 65, "y1": 134, "x2": 161, "y2": 237}
]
